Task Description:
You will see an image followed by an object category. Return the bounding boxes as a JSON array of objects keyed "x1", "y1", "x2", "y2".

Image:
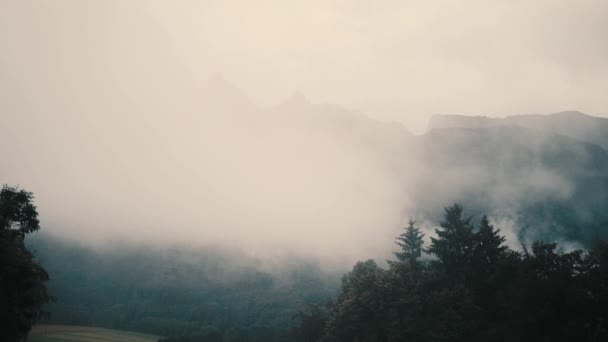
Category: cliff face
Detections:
[{"x1": 428, "y1": 111, "x2": 608, "y2": 150}]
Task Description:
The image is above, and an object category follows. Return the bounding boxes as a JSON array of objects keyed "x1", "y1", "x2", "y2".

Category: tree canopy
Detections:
[
  {"x1": 294, "y1": 204, "x2": 608, "y2": 342},
  {"x1": 0, "y1": 185, "x2": 40, "y2": 237},
  {"x1": 0, "y1": 185, "x2": 51, "y2": 342}
]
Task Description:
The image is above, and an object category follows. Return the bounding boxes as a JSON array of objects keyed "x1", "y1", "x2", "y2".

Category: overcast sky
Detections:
[
  {"x1": 1, "y1": 0, "x2": 607, "y2": 132},
  {"x1": 0, "y1": 1, "x2": 607, "y2": 262}
]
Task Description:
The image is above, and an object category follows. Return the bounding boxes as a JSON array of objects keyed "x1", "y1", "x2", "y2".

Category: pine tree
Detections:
[
  {"x1": 428, "y1": 204, "x2": 475, "y2": 270},
  {"x1": 474, "y1": 215, "x2": 507, "y2": 266},
  {"x1": 394, "y1": 218, "x2": 425, "y2": 264}
]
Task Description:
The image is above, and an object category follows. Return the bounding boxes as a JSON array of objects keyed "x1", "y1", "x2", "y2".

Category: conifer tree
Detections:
[
  {"x1": 394, "y1": 218, "x2": 425, "y2": 264},
  {"x1": 474, "y1": 215, "x2": 507, "y2": 266},
  {"x1": 428, "y1": 204, "x2": 475, "y2": 270}
]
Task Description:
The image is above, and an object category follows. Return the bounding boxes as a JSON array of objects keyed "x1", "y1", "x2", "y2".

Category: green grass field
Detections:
[{"x1": 28, "y1": 325, "x2": 160, "y2": 342}]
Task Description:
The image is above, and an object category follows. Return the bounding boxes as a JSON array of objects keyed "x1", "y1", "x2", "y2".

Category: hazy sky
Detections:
[
  {"x1": 2, "y1": 0, "x2": 607, "y2": 132},
  {"x1": 0, "y1": 1, "x2": 606, "y2": 264}
]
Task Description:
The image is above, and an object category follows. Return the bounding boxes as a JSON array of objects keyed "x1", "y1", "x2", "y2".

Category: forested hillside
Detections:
[
  {"x1": 26, "y1": 110, "x2": 608, "y2": 341},
  {"x1": 3, "y1": 2, "x2": 607, "y2": 341},
  {"x1": 410, "y1": 122, "x2": 608, "y2": 246},
  {"x1": 293, "y1": 205, "x2": 608, "y2": 342},
  {"x1": 27, "y1": 235, "x2": 338, "y2": 341}
]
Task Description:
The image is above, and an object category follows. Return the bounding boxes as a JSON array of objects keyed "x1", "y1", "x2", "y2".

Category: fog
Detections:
[{"x1": 1, "y1": 1, "x2": 607, "y2": 264}]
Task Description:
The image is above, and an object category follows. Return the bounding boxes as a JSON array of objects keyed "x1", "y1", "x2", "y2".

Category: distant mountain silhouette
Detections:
[
  {"x1": 410, "y1": 124, "x2": 608, "y2": 245},
  {"x1": 3, "y1": 73, "x2": 608, "y2": 250},
  {"x1": 267, "y1": 96, "x2": 608, "y2": 245},
  {"x1": 202, "y1": 74, "x2": 255, "y2": 112},
  {"x1": 429, "y1": 111, "x2": 608, "y2": 149}
]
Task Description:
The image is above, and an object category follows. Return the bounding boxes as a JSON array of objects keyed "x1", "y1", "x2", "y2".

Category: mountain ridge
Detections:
[{"x1": 428, "y1": 111, "x2": 608, "y2": 149}]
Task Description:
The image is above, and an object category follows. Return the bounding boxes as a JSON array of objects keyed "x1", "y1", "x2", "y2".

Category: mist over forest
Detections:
[
  {"x1": 2, "y1": 1, "x2": 608, "y2": 342},
  {"x1": 6, "y1": 79, "x2": 608, "y2": 262}
]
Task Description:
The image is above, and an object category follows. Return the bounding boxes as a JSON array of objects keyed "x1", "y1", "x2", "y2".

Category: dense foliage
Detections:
[
  {"x1": 294, "y1": 204, "x2": 608, "y2": 342},
  {"x1": 0, "y1": 185, "x2": 52, "y2": 342},
  {"x1": 28, "y1": 235, "x2": 338, "y2": 342},
  {"x1": 19, "y1": 197, "x2": 608, "y2": 342}
]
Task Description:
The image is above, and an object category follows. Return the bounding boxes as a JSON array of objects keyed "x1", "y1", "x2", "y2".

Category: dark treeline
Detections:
[
  {"x1": 292, "y1": 204, "x2": 608, "y2": 342},
  {"x1": 28, "y1": 235, "x2": 338, "y2": 342},
  {"x1": 4, "y1": 184, "x2": 608, "y2": 342},
  {"x1": 0, "y1": 185, "x2": 52, "y2": 342}
]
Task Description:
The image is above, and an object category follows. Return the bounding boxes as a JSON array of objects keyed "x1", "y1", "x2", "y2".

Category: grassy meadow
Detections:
[{"x1": 28, "y1": 325, "x2": 160, "y2": 342}]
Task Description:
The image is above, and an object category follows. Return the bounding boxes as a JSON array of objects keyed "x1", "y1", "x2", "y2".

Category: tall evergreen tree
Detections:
[
  {"x1": 315, "y1": 204, "x2": 608, "y2": 342},
  {"x1": 474, "y1": 215, "x2": 507, "y2": 266},
  {"x1": 428, "y1": 204, "x2": 475, "y2": 270},
  {"x1": 394, "y1": 218, "x2": 425, "y2": 264}
]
